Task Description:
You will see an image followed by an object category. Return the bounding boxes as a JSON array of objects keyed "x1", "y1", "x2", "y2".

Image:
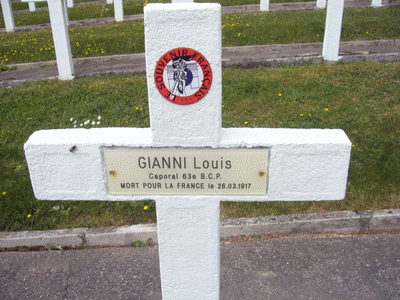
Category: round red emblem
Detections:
[{"x1": 154, "y1": 47, "x2": 213, "y2": 105}]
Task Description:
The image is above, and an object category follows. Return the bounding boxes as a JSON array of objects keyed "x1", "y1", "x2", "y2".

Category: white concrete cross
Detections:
[
  {"x1": 1, "y1": 0, "x2": 15, "y2": 32},
  {"x1": 24, "y1": 3, "x2": 351, "y2": 299}
]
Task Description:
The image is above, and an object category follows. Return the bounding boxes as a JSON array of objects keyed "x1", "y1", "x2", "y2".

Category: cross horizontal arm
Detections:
[{"x1": 24, "y1": 127, "x2": 351, "y2": 202}]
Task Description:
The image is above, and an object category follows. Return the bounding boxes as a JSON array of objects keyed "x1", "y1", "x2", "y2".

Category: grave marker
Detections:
[
  {"x1": 114, "y1": 0, "x2": 124, "y2": 22},
  {"x1": 24, "y1": 3, "x2": 352, "y2": 299},
  {"x1": 322, "y1": 0, "x2": 344, "y2": 61},
  {"x1": 0, "y1": 0, "x2": 15, "y2": 32},
  {"x1": 28, "y1": 2, "x2": 37, "y2": 12},
  {"x1": 260, "y1": 0, "x2": 269, "y2": 11},
  {"x1": 22, "y1": 0, "x2": 74, "y2": 79}
]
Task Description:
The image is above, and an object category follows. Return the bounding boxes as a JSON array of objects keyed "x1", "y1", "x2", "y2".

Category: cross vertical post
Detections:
[
  {"x1": 28, "y1": 2, "x2": 37, "y2": 12},
  {"x1": 114, "y1": 0, "x2": 124, "y2": 22},
  {"x1": 322, "y1": 0, "x2": 345, "y2": 61},
  {"x1": 1, "y1": 0, "x2": 15, "y2": 32},
  {"x1": 316, "y1": 0, "x2": 327, "y2": 9},
  {"x1": 47, "y1": 0, "x2": 74, "y2": 79},
  {"x1": 144, "y1": 4, "x2": 222, "y2": 298},
  {"x1": 260, "y1": 0, "x2": 270, "y2": 11}
]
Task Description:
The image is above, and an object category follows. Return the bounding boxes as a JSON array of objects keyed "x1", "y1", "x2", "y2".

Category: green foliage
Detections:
[
  {"x1": 132, "y1": 238, "x2": 154, "y2": 247},
  {"x1": 0, "y1": 60, "x2": 15, "y2": 71},
  {"x1": 221, "y1": 7, "x2": 400, "y2": 46},
  {"x1": 221, "y1": 62, "x2": 400, "y2": 218},
  {"x1": 0, "y1": 73, "x2": 154, "y2": 231},
  {"x1": 1, "y1": 62, "x2": 400, "y2": 231}
]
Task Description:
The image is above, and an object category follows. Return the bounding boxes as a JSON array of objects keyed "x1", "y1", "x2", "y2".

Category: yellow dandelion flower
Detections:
[{"x1": 144, "y1": 205, "x2": 149, "y2": 211}]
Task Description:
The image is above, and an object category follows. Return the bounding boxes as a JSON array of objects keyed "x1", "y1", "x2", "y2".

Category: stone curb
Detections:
[{"x1": 1, "y1": 209, "x2": 399, "y2": 249}]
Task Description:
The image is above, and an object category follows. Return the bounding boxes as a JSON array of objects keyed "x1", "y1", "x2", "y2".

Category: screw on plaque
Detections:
[
  {"x1": 258, "y1": 170, "x2": 265, "y2": 177},
  {"x1": 109, "y1": 170, "x2": 116, "y2": 176}
]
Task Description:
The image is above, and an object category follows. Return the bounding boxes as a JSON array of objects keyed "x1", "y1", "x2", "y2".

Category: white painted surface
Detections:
[
  {"x1": 156, "y1": 197, "x2": 220, "y2": 299},
  {"x1": 316, "y1": 0, "x2": 327, "y2": 9},
  {"x1": 24, "y1": 128, "x2": 351, "y2": 202},
  {"x1": 28, "y1": 2, "x2": 37, "y2": 12},
  {"x1": 24, "y1": 3, "x2": 352, "y2": 300},
  {"x1": 260, "y1": 0, "x2": 269, "y2": 11},
  {"x1": 322, "y1": 0, "x2": 344, "y2": 61},
  {"x1": 371, "y1": 0, "x2": 383, "y2": 7},
  {"x1": 171, "y1": 0, "x2": 193, "y2": 3},
  {"x1": 62, "y1": 0, "x2": 69, "y2": 25},
  {"x1": 144, "y1": 3, "x2": 222, "y2": 147},
  {"x1": 145, "y1": 6, "x2": 222, "y2": 297},
  {"x1": 47, "y1": 0, "x2": 74, "y2": 79},
  {"x1": 106, "y1": 0, "x2": 112, "y2": 4},
  {"x1": 114, "y1": 0, "x2": 124, "y2": 22},
  {"x1": 1, "y1": 0, "x2": 15, "y2": 32},
  {"x1": 66, "y1": 0, "x2": 73, "y2": 8}
]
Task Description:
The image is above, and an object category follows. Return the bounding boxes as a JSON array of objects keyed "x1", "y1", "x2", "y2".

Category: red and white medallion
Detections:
[{"x1": 154, "y1": 47, "x2": 213, "y2": 105}]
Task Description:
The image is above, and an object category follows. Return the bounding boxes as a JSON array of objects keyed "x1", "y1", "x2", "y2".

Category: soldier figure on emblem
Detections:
[{"x1": 170, "y1": 57, "x2": 193, "y2": 99}]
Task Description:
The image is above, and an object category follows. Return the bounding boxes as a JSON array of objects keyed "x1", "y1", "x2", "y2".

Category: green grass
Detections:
[
  {"x1": 1, "y1": 61, "x2": 399, "y2": 231},
  {"x1": 0, "y1": 0, "x2": 311, "y2": 26},
  {"x1": 1, "y1": 0, "x2": 309, "y2": 14},
  {"x1": 1, "y1": 7, "x2": 399, "y2": 65}
]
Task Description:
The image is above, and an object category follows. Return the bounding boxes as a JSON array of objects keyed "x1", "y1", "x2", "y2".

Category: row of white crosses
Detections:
[
  {"x1": 24, "y1": 3, "x2": 352, "y2": 299},
  {"x1": 0, "y1": 0, "x2": 124, "y2": 32},
  {"x1": 0, "y1": 0, "x2": 385, "y2": 79}
]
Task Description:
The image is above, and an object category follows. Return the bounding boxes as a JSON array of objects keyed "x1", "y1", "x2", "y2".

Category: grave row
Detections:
[
  {"x1": 1, "y1": 0, "x2": 385, "y2": 33},
  {"x1": 2, "y1": 0, "x2": 384, "y2": 80}
]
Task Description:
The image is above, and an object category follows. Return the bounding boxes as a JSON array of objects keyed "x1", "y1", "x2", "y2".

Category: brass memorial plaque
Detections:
[{"x1": 104, "y1": 148, "x2": 269, "y2": 195}]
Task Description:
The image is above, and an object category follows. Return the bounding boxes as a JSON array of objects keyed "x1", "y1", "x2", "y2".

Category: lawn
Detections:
[
  {"x1": 1, "y1": 1, "x2": 399, "y2": 232},
  {"x1": 1, "y1": 0, "x2": 310, "y2": 15},
  {"x1": 1, "y1": 61, "x2": 399, "y2": 231}
]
